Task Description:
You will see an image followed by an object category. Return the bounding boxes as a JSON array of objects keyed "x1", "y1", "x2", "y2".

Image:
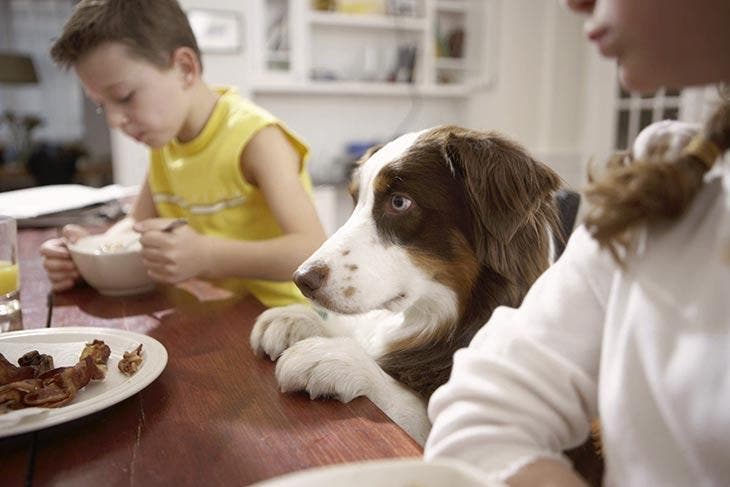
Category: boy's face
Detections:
[{"x1": 75, "y1": 42, "x2": 190, "y2": 148}]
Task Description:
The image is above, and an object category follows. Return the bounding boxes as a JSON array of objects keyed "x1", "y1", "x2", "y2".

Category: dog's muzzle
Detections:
[{"x1": 293, "y1": 262, "x2": 329, "y2": 299}]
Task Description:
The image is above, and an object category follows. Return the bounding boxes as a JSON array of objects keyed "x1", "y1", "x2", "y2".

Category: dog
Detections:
[{"x1": 250, "y1": 125, "x2": 563, "y2": 445}]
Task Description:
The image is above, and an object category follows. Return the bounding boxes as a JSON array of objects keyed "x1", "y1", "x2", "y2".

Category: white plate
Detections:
[
  {"x1": 0, "y1": 327, "x2": 167, "y2": 438},
  {"x1": 252, "y1": 458, "x2": 506, "y2": 487}
]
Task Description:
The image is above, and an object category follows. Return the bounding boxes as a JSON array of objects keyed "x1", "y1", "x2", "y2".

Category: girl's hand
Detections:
[
  {"x1": 507, "y1": 458, "x2": 589, "y2": 487},
  {"x1": 134, "y1": 218, "x2": 209, "y2": 283},
  {"x1": 632, "y1": 120, "x2": 700, "y2": 163},
  {"x1": 40, "y1": 224, "x2": 88, "y2": 292}
]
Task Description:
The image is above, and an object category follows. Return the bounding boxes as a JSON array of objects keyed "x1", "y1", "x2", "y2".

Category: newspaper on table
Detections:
[{"x1": 0, "y1": 184, "x2": 138, "y2": 227}]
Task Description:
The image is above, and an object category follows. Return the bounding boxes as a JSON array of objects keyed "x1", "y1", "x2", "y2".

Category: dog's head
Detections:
[{"x1": 295, "y1": 125, "x2": 561, "y2": 317}]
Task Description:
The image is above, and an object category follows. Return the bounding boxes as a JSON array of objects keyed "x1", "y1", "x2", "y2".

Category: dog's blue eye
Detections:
[{"x1": 390, "y1": 194, "x2": 412, "y2": 212}]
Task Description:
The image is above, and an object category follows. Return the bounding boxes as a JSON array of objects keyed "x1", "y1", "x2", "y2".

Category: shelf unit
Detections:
[
  {"x1": 434, "y1": 1, "x2": 468, "y2": 14},
  {"x1": 308, "y1": 10, "x2": 427, "y2": 30},
  {"x1": 250, "y1": 0, "x2": 494, "y2": 98}
]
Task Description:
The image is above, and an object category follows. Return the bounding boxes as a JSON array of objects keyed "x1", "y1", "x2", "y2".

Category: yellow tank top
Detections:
[{"x1": 147, "y1": 87, "x2": 311, "y2": 308}]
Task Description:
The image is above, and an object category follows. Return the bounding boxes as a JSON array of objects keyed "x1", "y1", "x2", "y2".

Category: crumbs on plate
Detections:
[{"x1": 118, "y1": 344, "x2": 143, "y2": 376}]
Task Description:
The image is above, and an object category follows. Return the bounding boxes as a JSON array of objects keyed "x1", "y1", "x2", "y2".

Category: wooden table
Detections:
[{"x1": 0, "y1": 228, "x2": 422, "y2": 486}]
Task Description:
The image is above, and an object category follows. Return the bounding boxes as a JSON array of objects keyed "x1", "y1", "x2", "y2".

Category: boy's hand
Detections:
[
  {"x1": 40, "y1": 224, "x2": 88, "y2": 292},
  {"x1": 135, "y1": 218, "x2": 209, "y2": 284}
]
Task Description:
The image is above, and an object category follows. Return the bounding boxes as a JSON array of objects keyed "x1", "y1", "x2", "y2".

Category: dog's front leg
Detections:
[
  {"x1": 366, "y1": 374, "x2": 430, "y2": 446},
  {"x1": 275, "y1": 336, "x2": 430, "y2": 445},
  {"x1": 250, "y1": 304, "x2": 332, "y2": 360}
]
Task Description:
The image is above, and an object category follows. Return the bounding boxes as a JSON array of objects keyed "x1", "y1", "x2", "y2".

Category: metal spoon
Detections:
[{"x1": 120, "y1": 218, "x2": 188, "y2": 250}]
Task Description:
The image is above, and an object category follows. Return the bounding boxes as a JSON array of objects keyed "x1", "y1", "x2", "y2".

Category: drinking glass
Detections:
[{"x1": 0, "y1": 215, "x2": 22, "y2": 331}]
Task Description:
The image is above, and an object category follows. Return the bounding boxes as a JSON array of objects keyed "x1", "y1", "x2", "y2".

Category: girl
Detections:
[{"x1": 424, "y1": 0, "x2": 730, "y2": 485}]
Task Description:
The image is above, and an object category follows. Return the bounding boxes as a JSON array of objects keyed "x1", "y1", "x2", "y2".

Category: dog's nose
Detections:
[{"x1": 294, "y1": 262, "x2": 329, "y2": 297}]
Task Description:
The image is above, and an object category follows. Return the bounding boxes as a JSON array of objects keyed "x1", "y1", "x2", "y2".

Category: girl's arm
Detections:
[
  {"x1": 424, "y1": 226, "x2": 613, "y2": 484},
  {"x1": 205, "y1": 125, "x2": 326, "y2": 281}
]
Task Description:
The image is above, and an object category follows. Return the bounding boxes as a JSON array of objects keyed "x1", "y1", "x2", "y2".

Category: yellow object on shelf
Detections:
[
  {"x1": 335, "y1": 0, "x2": 386, "y2": 14},
  {"x1": 312, "y1": 0, "x2": 335, "y2": 10},
  {"x1": 0, "y1": 261, "x2": 19, "y2": 295}
]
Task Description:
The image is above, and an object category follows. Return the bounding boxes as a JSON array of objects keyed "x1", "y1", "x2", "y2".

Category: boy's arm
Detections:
[
  {"x1": 204, "y1": 125, "x2": 326, "y2": 281},
  {"x1": 40, "y1": 177, "x2": 159, "y2": 291},
  {"x1": 106, "y1": 177, "x2": 157, "y2": 235}
]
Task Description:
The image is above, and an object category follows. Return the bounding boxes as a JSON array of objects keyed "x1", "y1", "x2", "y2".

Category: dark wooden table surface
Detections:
[{"x1": 1, "y1": 228, "x2": 422, "y2": 486}]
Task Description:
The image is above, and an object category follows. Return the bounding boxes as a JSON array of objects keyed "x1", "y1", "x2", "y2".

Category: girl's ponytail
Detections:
[{"x1": 584, "y1": 94, "x2": 730, "y2": 263}]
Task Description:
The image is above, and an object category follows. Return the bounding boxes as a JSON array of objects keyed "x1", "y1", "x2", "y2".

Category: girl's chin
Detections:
[{"x1": 618, "y1": 64, "x2": 660, "y2": 95}]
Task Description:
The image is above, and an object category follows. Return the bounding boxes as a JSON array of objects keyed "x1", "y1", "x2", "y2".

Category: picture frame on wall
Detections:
[{"x1": 187, "y1": 9, "x2": 242, "y2": 54}]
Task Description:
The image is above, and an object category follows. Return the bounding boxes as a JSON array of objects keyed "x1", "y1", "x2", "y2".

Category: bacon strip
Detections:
[
  {"x1": 0, "y1": 340, "x2": 111, "y2": 413},
  {"x1": 0, "y1": 354, "x2": 35, "y2": 386},
  {"x1": 0, "y1": 351, "x2": 55, "y2": 387},
  {"x1": 18, "y1": 351, "x2": 55, "y2": 376},
  {"x1": 0, "y1": 379, "x2": 42, "y2": 413}
]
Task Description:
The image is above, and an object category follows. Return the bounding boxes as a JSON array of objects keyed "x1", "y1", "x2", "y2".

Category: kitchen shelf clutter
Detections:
[{"x1": 250, "y1": 0, "x2": 494, "y2": 97}]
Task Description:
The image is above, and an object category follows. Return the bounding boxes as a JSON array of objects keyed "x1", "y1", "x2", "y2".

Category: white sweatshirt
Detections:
[{"x1": 425, "y1": 159, "x2": 730, "y2": 486}]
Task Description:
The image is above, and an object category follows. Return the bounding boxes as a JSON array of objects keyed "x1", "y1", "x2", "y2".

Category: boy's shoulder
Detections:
[
  {"x1": 215, "y1": 87, "x2": 274, "y2": 122},
  {"x1": 192, "y1": 87, "x2": 290, "y2": 151},
  {"x1": 203, "y1": 86, "x2": 308, "y2": 158}
]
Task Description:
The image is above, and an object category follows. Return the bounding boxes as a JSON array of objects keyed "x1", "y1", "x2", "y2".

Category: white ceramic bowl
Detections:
[
  {"x1": 252, "y1": 459, "x2": 505, "y2": 487},
  {"x1": 67, "y1": 233, "x2": 155, "y2": 296}
]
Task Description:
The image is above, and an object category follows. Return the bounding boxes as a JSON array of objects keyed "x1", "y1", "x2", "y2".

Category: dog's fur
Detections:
[{"x1": 250, "y1": 125, "x2": 563, "y2": 444}]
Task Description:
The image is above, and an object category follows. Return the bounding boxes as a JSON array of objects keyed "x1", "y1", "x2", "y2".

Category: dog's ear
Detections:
[
  {"x1": 444, "y1": 130, "x2": 562, "y2": 264},
  {"x1": 356, "y1": 143, "x2": 384, "y2": 166},
  {"x1": 348, "y1": 144, "x2": 385, "y2": 202}
]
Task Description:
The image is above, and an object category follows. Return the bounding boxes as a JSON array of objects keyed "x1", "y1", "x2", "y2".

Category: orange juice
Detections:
[{"x1": 0, "y1": 260, "x2": 19, "y2": 295}]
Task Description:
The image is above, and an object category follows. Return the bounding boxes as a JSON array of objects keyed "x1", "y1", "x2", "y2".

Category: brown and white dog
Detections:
[{"x1": 250, "y1": 125, "x2": 563, "y2": 444}]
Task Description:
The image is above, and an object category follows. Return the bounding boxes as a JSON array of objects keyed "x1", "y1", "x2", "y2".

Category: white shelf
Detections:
[
  {"x1": 267, "y1": 50, "x2": 290, "y2": 62},
  {"x1": 435, "y1": 0, "x2": 469, "y2": 14},
  {"x1": 308, "y1": 11, "x2": 427, "y2": 31},
  {"x1": 435, "y1": 57, "x2": 466, "y2": 70},
  {"x1": 251, "y1": 80, "x2": 470, "y2": 98},
  {"x1": 252, "y1": 0, "x2": 493, "y2": 99}
]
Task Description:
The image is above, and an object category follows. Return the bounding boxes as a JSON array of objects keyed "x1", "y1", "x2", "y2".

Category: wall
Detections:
[
  {"x1": 183, "y1": 0, "x2": 250, "y2": 93},
  {"x1": 252, "y1": 94, "x2": 469, "y2": 182},
  {"x1": 464, "y1": 1, "x2": 591, "y2": 188},
  {"x1": 0, "y1": 0, "x2": 83, "y2": 145}
]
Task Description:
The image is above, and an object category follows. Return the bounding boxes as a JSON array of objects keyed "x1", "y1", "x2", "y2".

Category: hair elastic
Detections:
[{"x1": 682, "y1": 134, "x2": 722, "y2": 170}]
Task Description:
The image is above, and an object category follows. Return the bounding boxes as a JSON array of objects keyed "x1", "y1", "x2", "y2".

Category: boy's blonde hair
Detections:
[
  {"x1": 585, "y1": 88, "x2": 730, "y2": 263},
  {"x1": 50, "y1": 0, "x2": 201, "y2": 71}
]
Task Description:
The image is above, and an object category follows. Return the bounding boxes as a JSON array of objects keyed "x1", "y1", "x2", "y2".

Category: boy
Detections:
[{"x1": 41, "y1": 0, "x2": 326, "y2": 308}]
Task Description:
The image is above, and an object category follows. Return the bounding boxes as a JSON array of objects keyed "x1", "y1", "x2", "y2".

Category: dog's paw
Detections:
[
  {"x1": 250, "y1": 304, "x2": 329, "y2": 360},
  {"x1": 275, "y1": 337, "x2": 382, "y2": 403}
]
